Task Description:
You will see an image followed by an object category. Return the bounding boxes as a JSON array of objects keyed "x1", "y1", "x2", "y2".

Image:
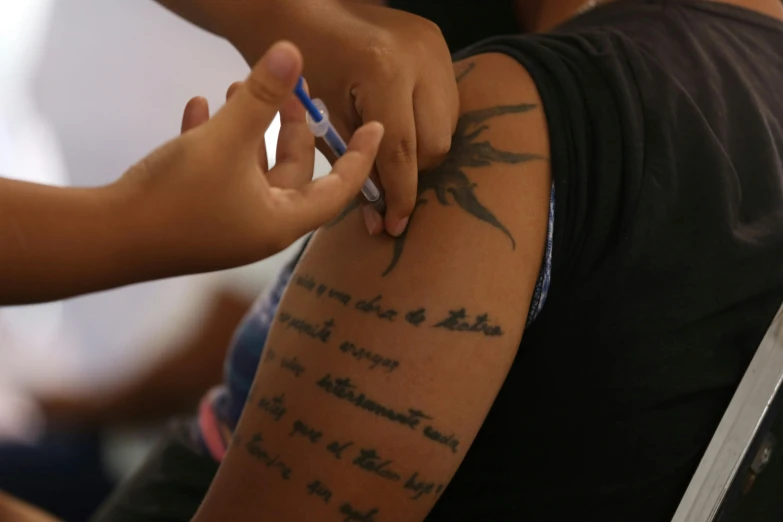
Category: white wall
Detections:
[{"x1": 1, "y1": 0, "x2": 331, "y2": 437}]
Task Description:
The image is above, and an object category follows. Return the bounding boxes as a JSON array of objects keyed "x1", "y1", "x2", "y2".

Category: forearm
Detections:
[
  {"x1": 0, "y1": 178, "x2": 152, "y2": 305},
  {"x1": 151, "y1": 0, "x2": 343, "y2": 62}
]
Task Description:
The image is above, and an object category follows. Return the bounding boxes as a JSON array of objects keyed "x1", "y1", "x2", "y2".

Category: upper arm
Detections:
[{"x1": 197, "y1": 53, "x2": 551, "y2": 522}]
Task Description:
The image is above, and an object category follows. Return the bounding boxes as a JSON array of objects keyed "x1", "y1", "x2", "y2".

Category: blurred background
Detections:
[{"x1": 0, "y1": 1, "x2": 330, "y2": 519}]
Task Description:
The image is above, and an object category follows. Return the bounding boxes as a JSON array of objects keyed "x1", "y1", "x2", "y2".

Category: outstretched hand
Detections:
[{"x1": 119, "y1": 41, "x2": 384, "y2": 274}]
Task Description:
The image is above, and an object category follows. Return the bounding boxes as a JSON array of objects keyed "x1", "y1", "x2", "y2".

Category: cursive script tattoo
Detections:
[
  {"x1": 281, "y1": 355, "x2": 305, "y2": 377},
  {"x1": 257, "y1": 393, "x2": 287, "y2": 421},
  {"x1": 317, "y1": 374, "x2": 432, "y2": 429},
  {"x1": 245, "y1": 433, "x2": 292, "y2": 480},
  {"x1": 330, "y1": 100, "x2": 543, "y2": 276},
  {"x1": 433, "y1": 308, "x2": 503, "y2": 337},
  {"x1": 290, "y1": 419, "x2": 323, "y2": 444},
  {"x1": 353, "y1": 448, "x2": 402, "y2": 482},
  {"x1": 404, "y1": 308, "x2": 427, "y2": 326},
  {"x1": 339, "y1": 341, "x2": 399, "y2": 373},
  {"x1": 403, "y1": 472, "x2": 445, "y2": 501},
  {"x1": 277, "y1": 311, "x2": 334, "y2": 343},
  {"x1": 326, "y1": 440, "x2": 354, "y2": 460},
  {"x1": 355, "y1": 295, "x2": 398, "y2": 321},
  {"x1": 339, "y1": 503, "x2": 379, "y2": 522},
  {"x1": 423, "y1": 425, "x2": 460, "y2": 454},
  {"x1": 306, "y1": 479, "x2": 333, "y2": 504}
]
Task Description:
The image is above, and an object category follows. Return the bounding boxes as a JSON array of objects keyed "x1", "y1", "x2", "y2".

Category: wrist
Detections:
[{"x1": 227, "y1": 0, "x2": 347, "y2": 65}]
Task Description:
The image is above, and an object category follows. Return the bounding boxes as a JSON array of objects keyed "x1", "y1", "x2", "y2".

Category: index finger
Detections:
[
  {"x1": 270, "y1": 122, "x2": 384, "y2": 239},
  {"x1": 358, "y1": 86, "x2": 418, "y2": 237}
]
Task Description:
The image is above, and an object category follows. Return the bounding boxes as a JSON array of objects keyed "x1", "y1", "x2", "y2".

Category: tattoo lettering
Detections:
[
  {"x1": 281, "y1": 355, "x2": 305, "y2": 377},
  {"x1": 306, "y1": 479, "x2": 333, "y2": 504},
  {"x1": 317, "y1": 374, "x2": 433, "y2": 429},
  {"x1": 277, "y1": 311, "x2": 334, "y2": 343},
  {"x1": 257, "y1": 393, "x2": 287, "y2": 421},
  {"x1": 339, "y1": 341, "x2": 399, "y2": 373},
  {"x1": 295, "y1": 274, "x2": 316, "y2": 291},
  {"x1": 245, "y1": 433, "x2": 292, "y2": 480},
  {"x1": 339, "y1": 503, "x2": 379, "y2": 522},
  {"x1": 328, "y1": 288, "x2": 352, "y2": 306},
  {"x1": 423, "y1": 425, "x2": 460, "y2": 454},
  {"x1": 330, "y1": 102, "x2": 543, "y2": 276},
  {"x1": 403, "y1": 472, "x2": 446, "y2": 500},
  {"x1": 404, "y1": 308, "x2": 427, "y2": 327},
  {"x1": 264, "y1": 348, "x2": 277, "y2": 363},
  {"x1": 326, "y1": 440, "x2": 354, "y2": 459},
  {"x1": 355, "y1": 295, "x2": 398, "y2": 321},
  {"x1": 290, "y1": 419, "x2": 323, "y2": 444},
  {"x1": 352, "y1": 448, "x2": 402, "y2": 482},
  {"x1": 294, "y1": 275, "x2": 352, "y2": 305},
  {"x1": 433, "y1": 309, "x2": 503, "y2": 337}
]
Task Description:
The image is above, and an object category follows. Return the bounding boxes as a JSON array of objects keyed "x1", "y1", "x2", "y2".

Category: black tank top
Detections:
[{"x1": 392, "y1": 1, "x2": 783, "y2": 520}]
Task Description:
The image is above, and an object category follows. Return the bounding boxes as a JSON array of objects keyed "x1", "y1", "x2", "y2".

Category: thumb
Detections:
[{"x1": 213, "y1": 41, "x2": 303, "y2": 148}]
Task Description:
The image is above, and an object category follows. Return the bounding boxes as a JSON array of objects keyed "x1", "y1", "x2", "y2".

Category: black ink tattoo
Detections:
[
  {"x1": 295, "y1": 274, "x2": 316, "y2": 292},
  {"x1": 433, "y1": 308, "x2": 503, "y2": 337},
  {"x1": 403, "y1": 472, "x2": 445, "y2": 500},
  {"x1": 317, "y1": 374, "x2": 432, "y2": 429},
  {"x1": 294, "y1": 275, "x2": 352, "y2": 305},
  {"x1": 355, "y1": 295, "x2": 398, "y2": 321},
  {"x1": 290, "y1": 419, "x2": 323, "y2": 444},
  {"x1": 328, "y1": 288, "x2": 352, "y2": 306},
  {"x1": 264, "y1": 348, "x2": 277, "y2": 363},
  {"x1": 257, "y1": 393, "x2": 287, "y2": 421},
  {"x1": 330, "y1": 102, "x2": 543, "y2": 276},
  {"x1": 423, "y1": 425, "x2": 460, "y2": 454},
  {"x1": 339, "y1": 503, "x2": 379, "y2": 522},
  {"x1": 404, "y1": 308, "x2": 427, "y2": 327},
  {"x1": 281, "y1": 355, "x2": 305, "y2": 377},
  {"x1": 455, "y1": 61, "x2": 476, "y2": 83},
  {"x1": 339, "y1": 341, "x2": 399, "y2": 373},
  {"x1": 306, "y1": 479, "x2": 333, "y2": 504},
  {"x1": 326, "y1": 440, "x2": 354, "y2": 459},
  {"x1": 353, "y1": 448, "x2": 402, "y2": 482},
  {"x1": 278, "y1": 311, "x2": 334, "y2": 343},
  {"x1": 245, "y1": 433, "x2": 292, "y2": 480}
]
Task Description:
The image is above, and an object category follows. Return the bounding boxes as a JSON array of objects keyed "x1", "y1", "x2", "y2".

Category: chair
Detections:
[{"x1": 671, "y1": 302, "x2": 783, "y2": 522}]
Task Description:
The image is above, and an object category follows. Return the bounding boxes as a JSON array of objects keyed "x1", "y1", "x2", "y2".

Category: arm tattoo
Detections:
[{"x1": 329, "y1": 62, "x2": 544, "y2": 276}]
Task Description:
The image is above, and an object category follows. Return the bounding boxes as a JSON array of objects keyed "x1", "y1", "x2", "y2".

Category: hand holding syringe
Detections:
[{"x1": 294, "y1": 78, "x2": 386, "y2": 215}]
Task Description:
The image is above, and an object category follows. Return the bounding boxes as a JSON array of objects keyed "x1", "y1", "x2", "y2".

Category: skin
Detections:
[
  {"x1": 194, "y1": 51, "x2": 551, "y2": 522},
  {"x1": 0, "y1": 490, "x2": 60, "y2": 522},
  {"x1": 153, "y1": 0, "x2": 459, "y2": 238},
  {"x1": 188, "y1": 1, "x2": 783, "y2": 521},
  {"x1": 0, "y1": 42, "x2": 383, "y2": 306}
]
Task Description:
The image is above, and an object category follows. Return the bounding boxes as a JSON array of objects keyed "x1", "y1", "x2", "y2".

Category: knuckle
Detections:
[
  {"x1": 385, "y1": 138, "x2": 417, "y2": 167},
  {"x1": 418, "y1": 135, "x2": 451, "y2": 170},
  {"x1": 244, "y1": 74, "x2": 285, "y2": 106}
]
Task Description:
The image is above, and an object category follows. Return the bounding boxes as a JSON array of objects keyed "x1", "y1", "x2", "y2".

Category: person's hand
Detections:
[
  {"x1": 228, "y1": 2, "x2": 459, "y2": 237},
  {"x1": 116, "y1": 41, "x2": 384, "y2": 276}
]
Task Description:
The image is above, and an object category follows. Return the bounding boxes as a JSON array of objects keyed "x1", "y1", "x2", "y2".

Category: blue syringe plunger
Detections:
[{"x1": 293, "y1": 77, "x2": 383, "y2": 208}]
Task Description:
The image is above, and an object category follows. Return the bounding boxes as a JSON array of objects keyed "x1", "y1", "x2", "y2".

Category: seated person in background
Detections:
[{"x1": 94, "y1": 0, "x2": 783, "y2": 521}]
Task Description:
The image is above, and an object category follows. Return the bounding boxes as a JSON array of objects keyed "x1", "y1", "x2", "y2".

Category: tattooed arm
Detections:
[{"x1": 195, "y1": 53, "x2": 552, "y2": 522}]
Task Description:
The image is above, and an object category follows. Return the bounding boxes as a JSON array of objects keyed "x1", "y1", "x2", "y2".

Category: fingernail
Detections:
[
  {"x1": 362, "y1": 205, "x2": 382, "y2": 235},
  {"x1": 264, "y1": 42, "x2": 298, "y2": 80},
  {"x1": 389, "y1": 217, "x2": 409, "y2": 237}
]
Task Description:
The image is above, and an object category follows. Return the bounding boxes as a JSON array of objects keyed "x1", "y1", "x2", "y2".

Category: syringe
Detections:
[{"x1": 293, "y1": 78, "x2": 386, "y2": 214}]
